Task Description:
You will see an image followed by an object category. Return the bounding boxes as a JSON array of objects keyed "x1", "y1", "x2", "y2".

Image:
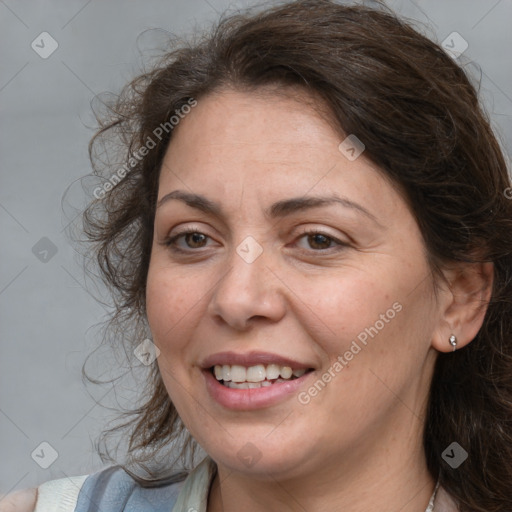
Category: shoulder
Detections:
[
  {"x1": 3, "y1": 458, "x2": 208, "y2": 512},
  {"x1": 26, "y1": 466, "x2": 187, "y2": 512},
  {"x1": 77, "y1": 466, "x2": 187, "y2": 511},
  {"x1": 0, "y1": 488, "x2": 37, "y2": 512},
  {"x1": 34, "y1": 474, "x2": 88, "y2": 511}
]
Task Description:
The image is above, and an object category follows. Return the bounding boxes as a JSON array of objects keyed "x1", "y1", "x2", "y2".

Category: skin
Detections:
[
  {"x1": 0, "y1": 489, "x2": 37, "y2": 512},
  {"x1": 146, "y1": 86, "x2": 493, "y2": 512}
]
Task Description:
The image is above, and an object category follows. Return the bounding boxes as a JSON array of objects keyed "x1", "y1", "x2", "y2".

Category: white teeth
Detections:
[
  {"x1": 213, "y1": 363, "x2": 310, "y2": 384},
  {"x1": 280, "y1": 366, "x2": 293, "y2": 379},
  {"x1": 214, "y1": 366, "x2": 223, "y2": 380},
  {"x1": 226, "y1": 379, "x2": 288, "y2": 389},
  {"x1": 222, "y1": 364, "x2": 231, "y2": 382},
  {"x1": 230, "y1": 365, "x2": 247, "y2": 383},
  {"x1": 266, "y1": 364, "x2": 281, "y2": 380},
  {"x1": 246, "y1": 364, "x2": 266, "y2": 382}
]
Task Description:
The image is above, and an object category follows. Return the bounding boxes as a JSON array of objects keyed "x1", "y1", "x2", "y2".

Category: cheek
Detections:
[
  {"x1": 292, "y1": 262, "x2": 433, "y2": 376},
  {"x1": 293, "y1": 273, "x2": 430, "y2": 426},
  {"x1": 145, "y1": 260, "x2": 207, "y2": 414},
  {"x1": 145, "y1": 259, "x2": 205, "y2": 351},
  {"x1": 291, "y1": 271, "x2": 399, "y2": 352}
]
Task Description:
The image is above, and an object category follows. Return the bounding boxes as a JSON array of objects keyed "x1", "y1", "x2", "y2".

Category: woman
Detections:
[{"x1": 5, "y1": 0, "x2": 512, "y2": 510}]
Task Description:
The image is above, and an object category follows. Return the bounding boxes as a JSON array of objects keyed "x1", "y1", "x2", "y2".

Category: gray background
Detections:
[{"x1": 1, "y1": 0, "x2": 511, "y2": 495}]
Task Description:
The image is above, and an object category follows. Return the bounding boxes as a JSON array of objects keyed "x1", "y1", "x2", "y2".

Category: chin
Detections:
[{"x1": 204, "y1": 436, "x2": 315, "y2": 480}]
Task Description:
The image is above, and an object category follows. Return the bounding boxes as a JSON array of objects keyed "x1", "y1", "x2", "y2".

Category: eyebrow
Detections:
[{"x1": 157, "y1": 190, "x2": 382, "y2": 226}]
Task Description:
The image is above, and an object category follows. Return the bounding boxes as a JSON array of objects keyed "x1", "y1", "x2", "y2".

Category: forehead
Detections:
[
  {"x1": 170, "y1": 86, "x2": 338, "y2": 149},
  {"x1": 157, "y1": 88, "x2": 400, "y2": 218}
]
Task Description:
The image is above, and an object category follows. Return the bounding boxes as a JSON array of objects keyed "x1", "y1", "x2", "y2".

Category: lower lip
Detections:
[{"x1": 202, "y1": 369, "x2": 314, "y2": 410}]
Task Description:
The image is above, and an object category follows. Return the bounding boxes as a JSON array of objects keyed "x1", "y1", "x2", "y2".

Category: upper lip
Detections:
[{"x1": 201, "y1": 351, "x2": 315, "y2": 370}]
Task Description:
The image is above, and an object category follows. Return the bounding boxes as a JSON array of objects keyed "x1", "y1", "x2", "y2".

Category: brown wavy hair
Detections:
[{"x1": 82, "y1": 1, "x2": 512, "y2": 509}]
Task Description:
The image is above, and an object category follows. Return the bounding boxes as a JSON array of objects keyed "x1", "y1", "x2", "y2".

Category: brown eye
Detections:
[
  {"x1": 163, "y1": 230, "x2": 213, "y2": 251},
  {"x1": 306, "y1": 233, "x2": 334, "y2": 250},
  {"x1": 184, "y1": 232, "x2": 208, "y2": 248},
  {"x1": 294, "y1": 230, "x2": 349, "y2": 253}
]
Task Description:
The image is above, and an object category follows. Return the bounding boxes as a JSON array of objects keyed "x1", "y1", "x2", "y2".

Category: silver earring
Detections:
[{"x1": 449, "y1": 335, "x2": 457, "y2": 352}]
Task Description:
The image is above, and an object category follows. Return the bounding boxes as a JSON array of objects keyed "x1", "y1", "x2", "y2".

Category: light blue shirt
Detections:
[{"x1": 34, "y1": 457, "x2": 216, "y2": 512}]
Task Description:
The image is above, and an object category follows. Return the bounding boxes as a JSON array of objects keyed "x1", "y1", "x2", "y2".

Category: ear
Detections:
[{"x1": 431, "y1": 261, "x2": 494, "y2": 353}]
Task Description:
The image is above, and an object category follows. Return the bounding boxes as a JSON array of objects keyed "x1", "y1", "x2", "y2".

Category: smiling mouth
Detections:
[{"x1": 210, "y1": 363, "x2": 314, "y2": 389}]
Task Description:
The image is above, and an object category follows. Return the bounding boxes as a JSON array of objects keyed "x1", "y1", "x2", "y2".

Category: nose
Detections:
[{"x1": 207, "y1": 246, "x2": 287, "y2": 331}]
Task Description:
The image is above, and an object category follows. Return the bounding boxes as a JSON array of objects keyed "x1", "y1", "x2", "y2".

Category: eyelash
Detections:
[
  {"x1": 163, "y1": 229, "x2": 214, "y2": 253},
  {"x1": 162, "y1": 228, "x2": 348, "y2": 253},
  {"x1": 294, "y1": 228, "x2": 348, "y2": 252}
]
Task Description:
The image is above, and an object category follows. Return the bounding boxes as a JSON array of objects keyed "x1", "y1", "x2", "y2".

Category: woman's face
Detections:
[{"x1": 146, "y1": 87, "x2": 442, "y2": 480}]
